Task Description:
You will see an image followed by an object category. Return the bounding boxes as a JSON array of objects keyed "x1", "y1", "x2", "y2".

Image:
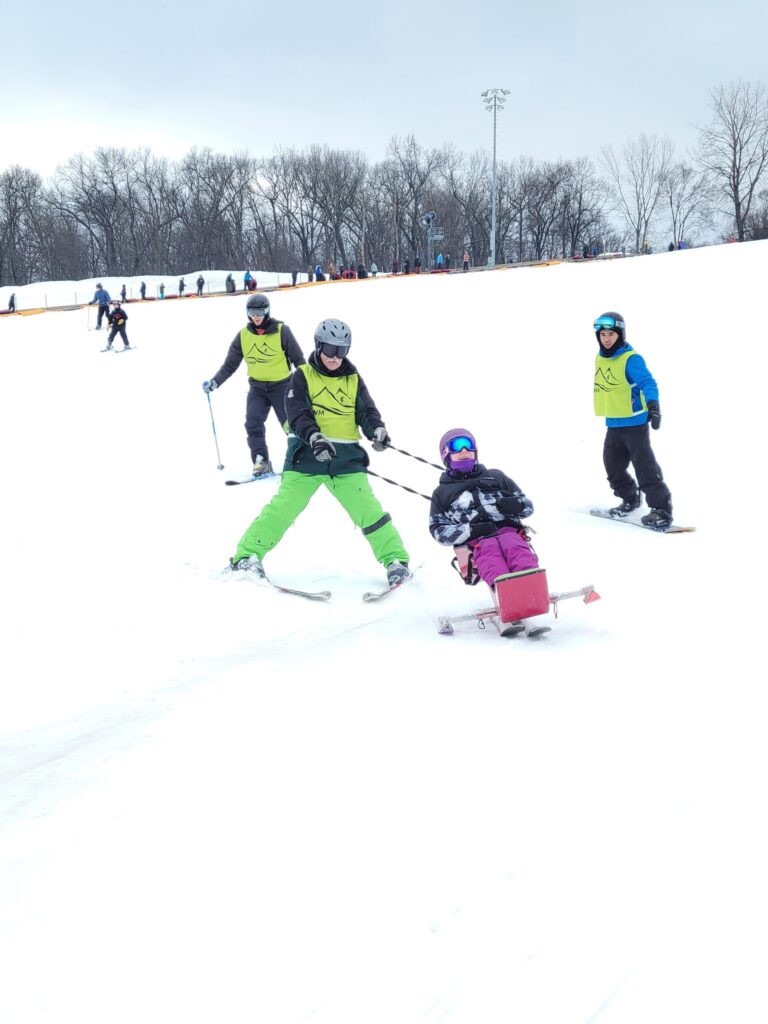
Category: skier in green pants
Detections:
[{"x1": 227, "y1": 318, "x2": 410, "y2": 586}]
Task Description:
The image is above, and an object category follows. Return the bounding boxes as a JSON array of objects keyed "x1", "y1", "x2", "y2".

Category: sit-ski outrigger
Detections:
[{"x1": 437, "y1": 544, "x2": 601, "y2": 638}]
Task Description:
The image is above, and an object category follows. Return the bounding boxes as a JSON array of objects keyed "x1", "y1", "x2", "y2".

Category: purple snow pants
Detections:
[{"x1": 471, "y1": 526, "x2": 539, "y2": 587}]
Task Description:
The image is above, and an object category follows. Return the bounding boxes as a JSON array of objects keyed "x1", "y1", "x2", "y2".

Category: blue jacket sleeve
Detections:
[{"x1": 625, "y1": 353, "x2": 659, "y2": 403}]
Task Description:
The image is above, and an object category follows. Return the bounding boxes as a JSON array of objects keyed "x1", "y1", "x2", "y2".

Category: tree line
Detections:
[{"x1": 2, "y1": 80, "x2": 767, "y2": 287}]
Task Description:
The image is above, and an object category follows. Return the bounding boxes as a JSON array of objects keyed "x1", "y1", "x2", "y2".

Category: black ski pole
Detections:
[{"x1": 206, "y1": 392, "x2": 224, "y2": 470}]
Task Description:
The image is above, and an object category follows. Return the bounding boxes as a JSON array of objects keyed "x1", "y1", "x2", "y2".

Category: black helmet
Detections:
[
  {"x1": 594, "y1": 311, "x2": 626, "y2": 346},
  {"x1": 246, "y1": 293, "x2": 270, "y2": 318},
  {"x1": 314, "y1": 318, "x2": 351, "y2": 359}
]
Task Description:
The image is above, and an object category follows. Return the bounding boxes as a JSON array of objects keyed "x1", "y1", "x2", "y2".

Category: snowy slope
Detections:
[{"x1": 1, "y1": 244, "x2": 767, "y2": 1023}]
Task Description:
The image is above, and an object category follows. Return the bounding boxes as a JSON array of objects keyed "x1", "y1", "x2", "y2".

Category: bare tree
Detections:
[
  {"x1": 661, "y1": 161, "x2": 712, "y2": 247},
  {"x1": 602, "y1": 134, "x2": 673, "y2": 252},
  {"x1": 695, "y1": 80, "x2": 768, "y2": 241}
]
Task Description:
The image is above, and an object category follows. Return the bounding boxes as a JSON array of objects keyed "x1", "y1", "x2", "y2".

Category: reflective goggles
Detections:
[
  {"x1": 447, "y1": 436, "x2": 475, "y2": 453},
  {"x1": 248, "y1": 308, "x2": 268, "y2": 318},
  {"x1": 318, "y1": 342, "x2": 349, "y2": 359},
  {"x1": 594, "y1": 316, "x2": 624, "y2": 332}
]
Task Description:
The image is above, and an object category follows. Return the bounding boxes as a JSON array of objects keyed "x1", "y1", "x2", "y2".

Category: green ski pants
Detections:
[{"x1": 233, "y1": 471, "x2": 409, "y2": 567}]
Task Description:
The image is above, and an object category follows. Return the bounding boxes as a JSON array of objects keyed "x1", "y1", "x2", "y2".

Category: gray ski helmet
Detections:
[
  {"x1": 314, "y1": 318, "x2": 352, "y2": 357},
  {"x1": 246, "y1": 293, "x2": 270, "y2": 318},
  {"x1": 594, "y1": 311, "x2": 626, "y2": 346}
]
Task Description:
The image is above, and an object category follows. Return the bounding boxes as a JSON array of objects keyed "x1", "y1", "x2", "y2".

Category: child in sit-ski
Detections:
[{"x1": 428, "y1": 427, "x2": 538, "y2": 586}]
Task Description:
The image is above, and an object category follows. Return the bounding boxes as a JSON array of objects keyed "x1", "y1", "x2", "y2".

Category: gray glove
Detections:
[
  {"x1": 309, "y1": 432, "x2": 336, "y2": 461},
  {"x1": 202, "y1": 379, "x2": 218, "y2": 394},
  {"x1": 371, "y1": 426, "x2": 391, "y2": 452}
]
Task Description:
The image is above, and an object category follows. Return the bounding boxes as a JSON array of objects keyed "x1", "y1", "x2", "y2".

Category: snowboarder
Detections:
[
  {"x1": 105, "y1": 300, "x2": 130, "y2": 350},
  {"x1": 429, "y1": 428, "x2": 538, "y2": 588},
  {"x1": 226, "y1": 318, "x2": 410, "y2": 586},
  {"x1": 202, "y1": 293, "x2": 306, "y2": 478},
  {"x1": 593, "y1": 311, "x2": 673, "y2": 529},
  {"x1": 89, "y1": 282, "x2": 111, "y2": 329}
]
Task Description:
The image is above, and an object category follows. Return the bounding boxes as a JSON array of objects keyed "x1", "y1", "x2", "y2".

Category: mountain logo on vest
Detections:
[{"x1": 594, "y1": 366, "x2": 624, "y2": 394}]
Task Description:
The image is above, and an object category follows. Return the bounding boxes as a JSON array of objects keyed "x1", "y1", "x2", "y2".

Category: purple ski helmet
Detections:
[{"x1": 439, "y1": 427, "x2": 477, "y2": 474}]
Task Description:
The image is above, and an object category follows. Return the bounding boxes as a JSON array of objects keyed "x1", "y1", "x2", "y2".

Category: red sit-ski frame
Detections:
[{"x1": 439, "y1": 544, "x2": 600, "y2": 636}]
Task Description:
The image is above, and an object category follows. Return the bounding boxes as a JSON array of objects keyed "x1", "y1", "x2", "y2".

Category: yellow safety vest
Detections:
[
  {"x1": 240, "y1": 324, "x2": 291, "y2": 382},
  {"x1": 594, "y1": 350, "x2": 647, "y2": 418},
  {"x1": 298, "y1": 363, "x2": 360, "y2": 441}
]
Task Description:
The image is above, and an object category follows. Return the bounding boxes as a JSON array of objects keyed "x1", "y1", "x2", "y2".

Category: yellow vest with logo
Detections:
[
  {"x1": 298, "y1": 363, "x2": 360, "y2": 441},
  {"x1": 240, "y1": 324, "x2": 291, "y2": 382},
  {"x1": 594, "y1": 350, "x2": 647, "y2": 418}
]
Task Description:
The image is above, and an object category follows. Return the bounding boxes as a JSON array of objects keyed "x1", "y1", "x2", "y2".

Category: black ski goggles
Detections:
[{"x1": 318, "y1": 343, "x2": 349, "y2": 359}]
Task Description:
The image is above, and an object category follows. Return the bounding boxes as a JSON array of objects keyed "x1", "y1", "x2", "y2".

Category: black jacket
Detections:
[{"x1": 429, "y1": 463, "x2": 533, "y2": 546}]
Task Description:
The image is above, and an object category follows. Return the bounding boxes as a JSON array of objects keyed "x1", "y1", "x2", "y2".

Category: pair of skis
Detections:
[{"x1": 235, "y1": 572, "x2": 409, "y2": 603}]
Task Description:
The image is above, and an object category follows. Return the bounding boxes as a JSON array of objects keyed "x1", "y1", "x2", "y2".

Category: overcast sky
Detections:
[{"x1": 3, "y1": 0, "x2": 767, "y2": 179}]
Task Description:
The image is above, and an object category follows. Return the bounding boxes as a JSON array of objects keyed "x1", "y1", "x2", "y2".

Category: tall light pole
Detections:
[{"x1": 481, "y1": 88, "x2": 510, "y2": 267}]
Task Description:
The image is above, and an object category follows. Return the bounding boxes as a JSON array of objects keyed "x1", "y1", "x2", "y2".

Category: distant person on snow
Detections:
[
  {"x1": 178, "y1": 277, "x2": 185, "y2": 295},
  {"x1": 159, "y1": 283, "x2": 165, "y2": 299},
  {"x1": 139, "y1": 281, "x2": 147, "y2": 300},
  {"x1": 196, "y1": 274, "x2": 205, "y2": 296},
  {"x1": 202, "y1": 293, "x2": 306, "y2": 478},
  {"x1": 429, "y1": 427, "x2": 538, "y2": 588},
  {"x1": 120, "y1": 284, "x2": 127, "y2": 302},
  {"x1": 593, "y1": 311, "x2": 673, "y2": 529},
  {"x1": 8, "y1": 292, "x2": 16, "y2": 313},
  {"x1": 89, "y1": 282, "x2": 111, "y2": 329},
  {"x1": 224, "y1": 318, "x2": 410, "y2": 588},
  {"x1": 104, "y1": 300, "x2": 130, "y2": 350}
]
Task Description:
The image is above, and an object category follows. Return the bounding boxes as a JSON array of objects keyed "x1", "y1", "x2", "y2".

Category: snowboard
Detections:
[{"x1": 590, "y1": 509, "x2": 695, "y2": 533}]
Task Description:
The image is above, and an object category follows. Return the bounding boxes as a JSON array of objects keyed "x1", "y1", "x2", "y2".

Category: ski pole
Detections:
[
  {"x1": 382, "y1": 442, "x2": 443, "y2": 471},
  {"x1": 365, "y1": 468, "x2": 431, "y2": 501},
  {"x1": 206, "y1": 393, "x2": 225, "y2": 470}
]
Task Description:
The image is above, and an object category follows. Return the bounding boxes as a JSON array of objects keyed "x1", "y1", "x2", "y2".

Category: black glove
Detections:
[
  {"x1": 647, "y1": 400, "x2": 661, "y2": 430},
  {"x1": 496, "y1": 496, "x2": 522, "y2": 516},
  {"x1": 468, "y1": 520, "x2": 497, "y2": 540},
  {"x1": 371, "y1": 426, "x2": 390, "y2": 452},
  {"x1": 202, "y1": 379, "x2": 218, "y2": 393},
  {"x1": 309, "y1": 432, "x2": 336, "y2": 461}
]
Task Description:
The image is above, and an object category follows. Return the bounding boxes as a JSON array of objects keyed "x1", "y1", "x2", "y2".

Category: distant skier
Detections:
[
  {"x1": 202, "y1": 293, "x2": 306, "y2": 478},
  {"x1": 104, "y1": 300, "x2": 130, "y2": 350},
  {"x1": 429, "y1": 427, "x2": 538, "y2": 587},
  {"x1": 89, "y1": 282, "x2": 111, "y2": 329},
  {"x1": 593, "y1": 311, "x2": 673, "y2": 529}
]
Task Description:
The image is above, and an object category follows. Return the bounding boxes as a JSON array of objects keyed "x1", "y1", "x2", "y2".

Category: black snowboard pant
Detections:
[
  {"x1": 245, "y1": 378, "x2": 290, "y2": 463},
  {"x1": 107, "y1": 324, "x2": 129, "y2": 347},
  {"x1": 603, "y1": 423, "x2": 672, "y2": 513}
]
